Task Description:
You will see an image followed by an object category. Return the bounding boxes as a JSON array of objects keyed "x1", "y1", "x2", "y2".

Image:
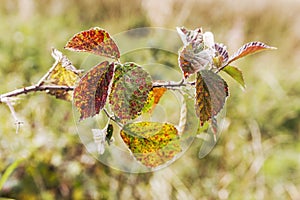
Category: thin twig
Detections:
[{"x1": 0, "y1": 85, "x2": 75, "y2": 103}]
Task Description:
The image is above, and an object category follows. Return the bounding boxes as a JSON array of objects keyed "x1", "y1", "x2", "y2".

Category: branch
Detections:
[
  {"x1": 0, "y1": 85, "x2": 75, "y2": 102},
  {"x1": 152, "y1": 79, "x2": 195, "y2": 89}
]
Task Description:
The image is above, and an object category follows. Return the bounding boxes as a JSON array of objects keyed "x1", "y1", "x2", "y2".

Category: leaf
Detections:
[
  {"x1": 120, "y1": 122, "x2": 181, "y2": 168},
  {"x1": 0, "y1": 159, "x2": 23, "y2": 191},
  {"x1": 222, "y1": 65, "x2": 245, "y2": 88},
  {"x1": 73, "y1": 61, "x2": 114, "y2": 120},
  {"x1": 41, "y1": 48, "x2": 82, "y2": 101},
  {"x1": 214, "y1": 43, "x2": 229, "y2": 68},
  {"x1": 228, "y1": 41, "x2": 277, "y2": 64},
  {"x1": 109, "y1": 62, "x2": 152, "y2": 122},
  {"x1": 65, "y1": 27, "x2": 120, "y2": 59},
  {"x1": 195, "y1": 70, "x2": 228, "y2": 125},
  {"x1": 176, "y1": 26, "x2": 203, "y2": 46},
  {"x1": 142, "y1": 87, "x2": 167, "y2": 113},
  {"x1": 178, "y1": 44, "x2": 212, "y2": 78}
]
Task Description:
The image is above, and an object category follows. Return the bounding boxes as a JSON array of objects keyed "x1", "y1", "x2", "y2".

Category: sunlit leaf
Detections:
[
  {"x1": 214, "y1": 43, "x2": 229, "y2": 68},
  {"x1": 176, "y1": 26, "x2": 203, "y2": 46},
  {"x1": 228, "y1": 41, "x2": 277, "y2": 64},
  {"x1": 142, "y1": 87, "x2": 167, "y2": 113},
  {"x1": 222, "y1": 65, "x2": 245, "y2": 88},
  {"x1": 74, "y1": 61, "x2": 114, "y2": 120},
  {"x1": 41, "y1": 48, "x2": 82, "y2": 101},
  {"x1": 109, "y1": 62, "x2": 152, "y2": 122},
  {"x1": 179, "y1": 44, "x2": 212, "y2": 78},
  {"x1": 120, "y1": 122, "x2": 181, "y2": 168},
  {"x1": 195, "y1": 70, "x2": 228, "y2": 125},
  {"x1": 65, "y1": 27, "x2": 120, "y2": 59}
]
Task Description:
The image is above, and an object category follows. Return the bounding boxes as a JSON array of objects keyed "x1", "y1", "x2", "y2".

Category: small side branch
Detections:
[{"x1": 0, "y1": 84, "x2": 74, "y2": 133}]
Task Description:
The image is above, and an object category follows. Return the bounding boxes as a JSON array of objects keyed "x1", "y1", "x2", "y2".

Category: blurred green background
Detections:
[{"x1": 0, "y1": 0, "x2": 299, "y2": 199}]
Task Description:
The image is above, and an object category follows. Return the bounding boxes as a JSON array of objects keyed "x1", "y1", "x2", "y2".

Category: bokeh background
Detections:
[{"x1": 0, "y1": 0, "x2": 299, "y2": 199}]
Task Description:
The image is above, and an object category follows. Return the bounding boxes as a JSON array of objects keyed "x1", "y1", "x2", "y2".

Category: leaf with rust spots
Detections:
[
  {"x1": 120, "y1": 122, "x2": 181, "y2": 168},
  {"x1": 73, "y1": 61, "x2": 114, "y2": 120},
  {"x1": 65, "y1": 27, "x2": 120, "y2": 59},
  {"x1": 195, "y1": 70, "x2": 228, "y2": 125},
  {"x1": 109, "y1": 62, "x2": 152, "y2": 122}
]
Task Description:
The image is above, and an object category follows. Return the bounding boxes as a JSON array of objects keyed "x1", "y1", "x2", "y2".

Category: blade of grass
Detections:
[{"x1": 0, "y1": 159, "x2": 23, "y2": 191}]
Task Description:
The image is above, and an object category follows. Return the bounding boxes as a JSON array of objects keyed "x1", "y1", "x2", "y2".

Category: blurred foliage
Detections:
[{"x1": 0, "y1": 0, "x2": 300, "y2": 199}]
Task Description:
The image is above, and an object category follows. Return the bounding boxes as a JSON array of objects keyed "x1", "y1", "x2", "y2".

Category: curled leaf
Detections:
[
  {"x1": 109, "y1": 62, "x2": 152, "y2": 122},
  {"x1": 222, "y1": 65, "x2": 245, "y2": 88},
  {"x1": 214, "y1": 43, "x2": 229, "y2": 68},
  {"x1": 65, "y1": 27, "x2": 120, "y2": 59},
  {"x1": 41, "y1": 48, "x2": 82, "y2": 101},
  {"x1": 195, "y1": 70, "x2": 228, "y2": 125},
  {"x1": 120, "y1": 122, "x2": 181, "y2": 168},
  {"x1": 179, "y1": 44, "x2": 212, "y2": 78},
  {"x1": 74, "y1": 61, "x2": 114, "y2": 120},
  {"x1": 228, "y1": 41, "x2": 277, "y2": 64}
]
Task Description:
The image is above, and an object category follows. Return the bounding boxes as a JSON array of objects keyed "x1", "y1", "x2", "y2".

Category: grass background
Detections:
[{"x1": 0, "y1": 0, "x2": 299, "y2": 199}]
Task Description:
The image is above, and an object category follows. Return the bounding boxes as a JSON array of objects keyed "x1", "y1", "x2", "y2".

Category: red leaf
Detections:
[
  {"x1": 73, "y1": 61, "x2": 114, "y2": 120},
  {"x1": 228, "y1": 41, "x2": 276, "y2": 64},
  {"x1": 65, "y1": 27, "x2": 120, "y2": 59}
]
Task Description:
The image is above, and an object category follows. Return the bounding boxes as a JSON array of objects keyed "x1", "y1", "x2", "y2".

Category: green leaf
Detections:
[
  {"x1": 222, "y1": 65, "x2": 245, "y2": 88},
  {"x1": 0, "y1": 159, "x2": 23, "y2": 191},
  {"x1": 41, "y1": 48, "x2": 82, "y2": 101},
  {"x1": 73, "y1": 61, "x2": 114, "y2": 120},
  {"x1": 120, "y1": 122, "x2": 181, "y2": 168},
  {"x1": 109, "y1": 62, "x2": 152, "y2": 122},
  {"x1": 65, "y1": 27, "x2": 120, "y2": 59},
  {"x1": 195, "y1": 70, "x2": 228, "y2": 125},
  {"x1": 228, "y1": 41, "x2": 276, "y2": 64}
]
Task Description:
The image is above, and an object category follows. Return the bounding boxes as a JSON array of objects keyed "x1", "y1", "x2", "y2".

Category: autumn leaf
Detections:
[
  {"x1": 120, "y1": 122, "x2": 181, "y2": 168},
  {"x1": 228, "y1": 41, "x2": 277, "y2": 64},
  {"x1": 65, "y1": 27, "x2": 120, "y2": 59},
  {"x1": 195, "y1": 70, "x2": 228, "y2": 125},
  {"x1": 177, "y1": 27, "x2": 215, "y2": 78},
  {"x1": 73, "y1": 61, "x2": 114, "y2": 120},
  {"x1": 214, "y1": 43, "x2": 229, "y2": 68},
  {"x1": 222, "y1": 65, "x2": 245, "y2": 88},
  {"x1": 109, "y1": 62, "x2": 152, "y2": 122},
  {"x1": 176, "y1": 26, "x2": 203, "y2": 47},
  {"x1": 178, "y1": 44, "x2": 212, "y2": 78},
  {"x1": 41, "y1": 48, "x2": 82, "y2": 101},
  {"x1": 142, "y1": 87, "x2": 167, "y2": 113}
]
